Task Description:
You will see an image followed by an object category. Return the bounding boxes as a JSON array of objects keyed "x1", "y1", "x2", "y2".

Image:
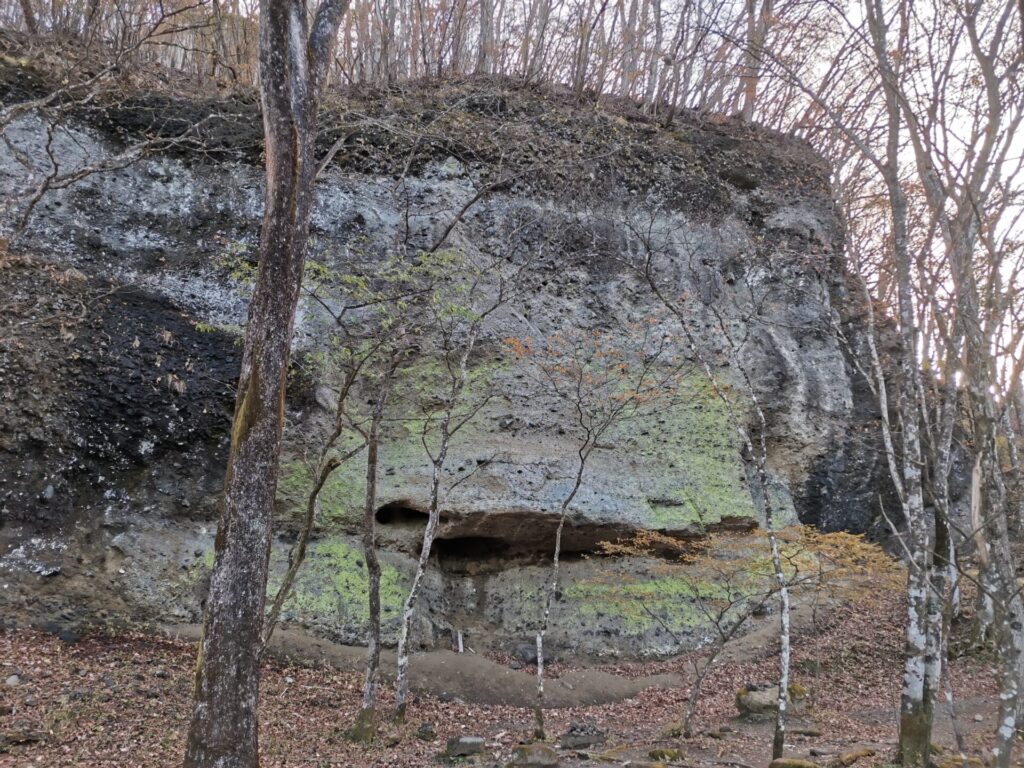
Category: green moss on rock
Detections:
[
  {"x1": 277, "y1": 457, "x2": 367, "y2": 526},
  {"x1": 615, "y1": 370, "x2": 756, "y2": 530},
  {"x1": 266, "y1": 536, "x2": 407, "y2": 626},
  {"x1": 565, "y1": 567, "x2": 730, "y2": 634}
]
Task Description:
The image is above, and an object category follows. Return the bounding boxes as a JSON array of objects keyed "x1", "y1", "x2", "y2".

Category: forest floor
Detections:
[{"x1": 0, "y1": 585, "x2": 1010, "y2": 768}]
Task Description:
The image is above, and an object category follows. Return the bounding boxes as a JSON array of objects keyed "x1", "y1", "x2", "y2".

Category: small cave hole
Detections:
[{"x1": 375, "y1": 502, "x2": 429, "y2": 526}]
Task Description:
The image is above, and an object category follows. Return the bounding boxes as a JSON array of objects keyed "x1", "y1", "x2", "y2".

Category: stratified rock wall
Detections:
[{"x1": 0, "y1": 79, "x2": 890, "y2": 657}]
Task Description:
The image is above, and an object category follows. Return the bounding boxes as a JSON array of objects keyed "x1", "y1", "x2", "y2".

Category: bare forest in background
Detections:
[{"x1": 0, "y1": 0, "x2": 804, "y2": 119}]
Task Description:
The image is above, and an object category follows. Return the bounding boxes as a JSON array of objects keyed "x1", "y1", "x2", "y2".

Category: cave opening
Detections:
[
  {"x1": 375, "y1": 502, "x2": 431, "y2": 526},
  {"x1": 431, "y1": 530, "x2": 612, "y2": 574}
]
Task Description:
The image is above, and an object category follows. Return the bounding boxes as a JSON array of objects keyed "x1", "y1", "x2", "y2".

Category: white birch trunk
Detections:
[
  {"x1": 534, "y1": 454, "x2": 588, "y2": 739},
  {"x1": 393, "y1": 457, "x2": 444, "y2": 720}
]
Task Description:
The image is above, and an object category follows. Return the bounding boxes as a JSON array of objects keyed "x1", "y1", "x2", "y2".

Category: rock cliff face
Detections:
[{"x1": 0, "y1": 78, "x2": 891, "y2": 657}]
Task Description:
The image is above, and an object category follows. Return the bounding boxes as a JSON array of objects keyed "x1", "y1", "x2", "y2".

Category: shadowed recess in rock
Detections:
[{"x1": 373, "y1": 505, "x2": 756, "y2": 573}]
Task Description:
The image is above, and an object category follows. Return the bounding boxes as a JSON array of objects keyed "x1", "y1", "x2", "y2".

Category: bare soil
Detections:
[{"x1": 0, "y1": 587, "x2": 1009, "y2": 768}]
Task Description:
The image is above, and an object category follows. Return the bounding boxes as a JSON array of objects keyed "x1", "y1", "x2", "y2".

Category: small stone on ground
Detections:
[
  {"x1": 509, "y1": 743, "x2": 559, "y2": 767},
  {"x1": 445, "y1": 735, "x2": 485, "y2": 757}
]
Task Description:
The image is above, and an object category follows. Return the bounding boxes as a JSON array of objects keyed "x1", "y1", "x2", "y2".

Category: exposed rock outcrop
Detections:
[{"x1": 0, "y1": 76, "x2": 891, "y2": 656}]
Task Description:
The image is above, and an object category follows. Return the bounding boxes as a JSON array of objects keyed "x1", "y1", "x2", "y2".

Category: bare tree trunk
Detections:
[
  {"x1": 617, "y1": 0, "x2": 639, "y2": 94},
  {"x1": 769, "y1": 527, "x2": 791, "y2": 759},
  {"x1": 393, "y1": 379, "x2": 460, "y2": 723},
  {"x1": 923, "y1": 514, "x2": 948, "y2": 738},
  {"x1": 1005, "y1": 398, "x2": 1023, "y2": 534},
  {"x1": 990, "y1": 541, "x2": 1024, "y2": 768},
  {"x1": 18, "y1": 0, "x2": 38, "y2": 35},
  {"x1": 711, "y1": 342, "x2": 791, "y2": 761},
  {"x1": 382, "y1": 0, "x2": 397, "y2": 83},
  {"x1": 183, "y1": 0, "x2": 348, "y2": 765},
  {"x1": 948, "y1": 537, "x2": 961, "y2": 620},
  {"x1": 642, "y1": 0, "x2": 662, "y2": 112},
  {"x1": 392, "y1": 442, "x2": 446, "y2": 722},
  {"x1": 964, "y1": 314, "x2": 1024, "y2": 768},
  {"x1": 525, "y1": 0, "x2": 552, "y2": 81},
  {"x1": 535, "y1": 454, "x2": 588, "y2": 739},
  {"x1": 476, "y1": 0, "x2": 493, "y2": 73},
  {"x1": 738, "y1": 0, "x2": 770, "y2": 122},
  {"x1": 976, "y1": 562, "x2": 997, "y2": 646},
  {"x1": 921, "y1": 339, "x2": 963, "y2": 730},
  {"x1": 392, "y1": 477, "x2": 440, "y2": 722},
  {"x1": 890, "y1": 182, "x2": 933, "y2": 768},
  {"x1": 352, "y1": 370, "x2": 393, "y2": 742},
  {"x1": 976, "y1": 407, "x2": 1024, "y2": 768},
  {"x1": 571, "y1": 1, "x2": 592, "y2": 95},
  {"x1": 571, "y1": 0, "x2": 609, "y2": 96},
  {"x1": 967, "y1": 441, "x2": 999, "y2": 635},
  {"x1": 210, "y1": 0, "x2": 239, "y2": 82}
]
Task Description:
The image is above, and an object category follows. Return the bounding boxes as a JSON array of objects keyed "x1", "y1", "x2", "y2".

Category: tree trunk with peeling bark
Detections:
[
  {"x1": 889, "y1": 167, "x2": 932, "y2": 768},
  {"x1": 183, "y1": 0, "x2": 348, "y2": 765}
]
